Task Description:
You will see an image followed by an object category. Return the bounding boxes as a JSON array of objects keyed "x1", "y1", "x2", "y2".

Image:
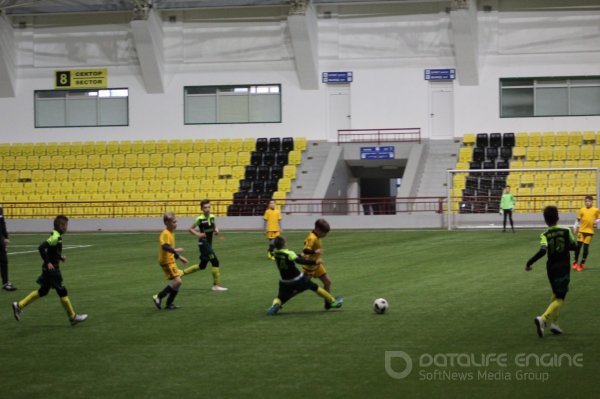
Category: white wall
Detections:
[{"x1": 1, "y1": 6, "x2": 600, "y2": 144}]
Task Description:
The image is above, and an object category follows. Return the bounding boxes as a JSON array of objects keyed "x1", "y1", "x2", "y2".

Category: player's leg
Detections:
[
  {"x1": 573, "y1": 239, "x2": 583, "y2": 268},
  {"x1": 209, "y1": 250, "x2": 227, "y2": 291},
  {"x1": 507, "y1": 210, "x2": 514, "y2": 231},
  {"x1": 12, "y1": 284, "x2": 48, "y2": 321},
  {"x1": 535, "y1": 273, "x2": 569, "y2": 337},
  {"x1": 165, "y1": 275, "x2": 182, "y2": 309},
  {"x1": 267, "y1": 282, "x2": 296, "y2": 315},
  {"x1": 0, "y1": 245, "x2": 16, "y2": 290},
  {"x1": 502, "y1": 211, "x2": 507, "y2": 231},
  {"x1": 319, "y1": 274, "x2": 332, "y2": 309}
]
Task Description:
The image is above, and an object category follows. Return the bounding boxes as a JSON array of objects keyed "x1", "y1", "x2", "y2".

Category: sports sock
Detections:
[
  {"x1": 166, "y1": 286, "x2": 179, "y2": 307},
  {"x1": 183, "y1": 264, "x2": 200, "y2": 275},
  {"x1": 18, "y1": 290, "x2": 41, "y2": 309},
  {"x1": 158, "y1": 285, "x2": 174, "y2": 299},
  {"x1": 212, "y1": 267, "x2": 220, "y2": 286},
  {"x1": 60, "y1": 296, "x2": 76, "y2": 320},
  {"x1": 315, "y1": 287, "x2": 335, "y2": 303},
  {"x1": 542, "y1": 298, "x2": 563, "y2": 322},
  {"x1": 271, "y1": 298, "x2": 282, "y2": 307}
]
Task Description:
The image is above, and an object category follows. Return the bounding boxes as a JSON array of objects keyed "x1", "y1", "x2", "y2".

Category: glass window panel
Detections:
[
  {"x1": 67, "y1": 98, "x2": 97, "y2": 126},
  {"x1": 571, "y1": 86, "x2": 600, "y2": 115},
  {"x1": 218, "y1": 94, "x2": 249, "y2": 123},
  {"x1": 535, "y1": 87, "x2": 568, "y2": 116},
  {"x1": 501, "y1": 88, "x2": 533, "y2": 117},
  {"x1": 185, "y1": 96, "x2": 217, "y2": 124},
  {"x1": 250, "y1": 94, "x2": 281, "y2": 122},
  {"x1": 36, "y1": 99, "x2": 66, "y2": 127},
  {"x1": 99, "y1": 98, "x2": 128, "y2": 125}
]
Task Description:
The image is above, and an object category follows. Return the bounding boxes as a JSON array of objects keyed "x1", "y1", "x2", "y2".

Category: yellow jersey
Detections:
[
  {"x1": 158, "y1": 228, "x2": 176, "y2": 265},
  {"x1": 263, "y1": 208, "x2": 282, "y2": 233},
  {"x1": 577, "y1": 207, "x2": 600, "y2": 235}
]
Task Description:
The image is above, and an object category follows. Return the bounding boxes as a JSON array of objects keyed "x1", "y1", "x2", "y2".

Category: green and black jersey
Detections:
[
  {"x1": 273, "y1": 248, "x2": 317, "y2": 281},
  {"x1": 38, "y1": 230, "x2": 63, "y2": 270},
  {"x1": 192, "y1": 214, "x2": 216, "y2": 244},
  {"x1": 539, "y1": 226, "x2": 576, "y2": 275}
]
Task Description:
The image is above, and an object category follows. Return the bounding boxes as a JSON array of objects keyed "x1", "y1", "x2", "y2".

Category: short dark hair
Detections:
[
  {"x1": 543, "y1": 206, "x2": 559, "y2": 226},
  {"x1": 315, "y1": 218, "x2": 330, "y2": 234},
  {"x1": 201, "y1": 199, "x2": 210, "y2": 208},
  {"x1": 273, "y1": 236, "x2": 286, "y2": 250},
  {"x1": 585, "y1": 195, "x2": 593, "y2": 201},
  {"x1": 54, "y1": 215, "x2": 69, "y2": 230}
]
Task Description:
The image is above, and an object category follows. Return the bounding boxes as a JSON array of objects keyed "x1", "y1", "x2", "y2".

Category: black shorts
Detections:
[{"x1": 278, "y1": 275, "x2": 318, "y2": 303}]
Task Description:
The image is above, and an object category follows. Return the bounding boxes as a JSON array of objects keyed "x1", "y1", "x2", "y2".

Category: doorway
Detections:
[
  {"x1": 328, "y1": 84, "x2": 351, "y2": 142},
  {"x1": 429, "y1": 81, "x2": 454, "y2": 139}
]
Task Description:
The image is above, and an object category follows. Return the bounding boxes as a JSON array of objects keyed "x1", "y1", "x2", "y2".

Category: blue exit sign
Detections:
[
  {"x1": 322, "y1": 71, "x2": 353, "y2": 84},
  {"x1": 360, "y1": 146, "x2": 395, "y2": 160},
  {"x1": 424, "y1": 68, "x2": 456, "y2": 80}
]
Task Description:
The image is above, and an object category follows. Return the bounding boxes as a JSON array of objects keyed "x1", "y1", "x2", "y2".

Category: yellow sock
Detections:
[
  {"x1": 212, "y1": 267, "x2": 220, "y2": 286},
  {"x1": 60, "y1": 296, "x2": 76, "y2": 320},
  {"x1": 183, "y1": 264, "x2": 200, "y2": 275},
  {"x1": 19, "y1": 290, "x2": 41, "y2": 309},
  {"x1": 315, "y1": 287, "x2": 335, "y2": 303},
  {"x1": 542, "y1": 299, "x2": 563, "y2": 322},
  {"x1": 272, "y1": 298, "x2": 282, "y2": 306}
]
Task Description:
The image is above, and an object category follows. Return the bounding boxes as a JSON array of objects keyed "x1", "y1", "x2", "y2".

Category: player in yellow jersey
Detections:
[
  {"x1": 572, "y1": 195, "x2": 600, "y2": 271},
  {"x1": 302, "y1": 218, "x2": 334, "y2": 310},
  {"x1": 153, "y1": 211, "x2": 188, "y2": 310},
  {"x1": 263, "y1": 199, "x2": 282, "y2": 260}
]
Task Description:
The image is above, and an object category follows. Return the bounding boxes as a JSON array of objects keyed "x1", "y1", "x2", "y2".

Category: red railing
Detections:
[{"x1": 337, "y1": 128, "x2": 421, "y2": 145}]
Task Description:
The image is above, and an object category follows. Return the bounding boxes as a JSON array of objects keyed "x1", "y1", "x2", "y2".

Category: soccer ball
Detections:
[{"x1": 373, "y1": 298, "x2": 389, "y2": 314}]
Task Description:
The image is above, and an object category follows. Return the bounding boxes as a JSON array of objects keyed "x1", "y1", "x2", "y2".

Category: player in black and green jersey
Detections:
[
  {"x1": 183, "y1": 199, "x2": 228, "y2": 291},
  {"x1": 12, "y1": 215, "x2": 88, "y2": 326},
  {"x1": 267, "y1": 236, "x2": 343, "y2": 316},
  {"x1": 525, "y1": 205, "x2": 576, "y2": 337}
]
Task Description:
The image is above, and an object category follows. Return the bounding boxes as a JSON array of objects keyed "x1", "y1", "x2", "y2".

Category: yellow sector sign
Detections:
[{"x1": 55, "y1": 68, "x2": 107, "y2": 89}]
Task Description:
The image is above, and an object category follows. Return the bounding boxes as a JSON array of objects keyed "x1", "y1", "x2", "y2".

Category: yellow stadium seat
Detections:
[
  {"x1": 232, "y1": 166, "x2": 245, "y2": 179},
  {"x1": 525, "y1": 148, "x2": 539, "y2": 161},
  {"x1": 279, "y1": 178, "x2": 291, "y2": 192},
  {"x1": 458, "y1": 147, "x2": 472, "y2": 163},
  {"x1": 8, "y1": 144, "x2": 23, "y2": 156},
  {"x1": 212, "y1": 152, "x2": 225, "y2": 167},
  {"x1": 143, "y1": 168, "x2": 156, "y2": 181},
  {"x1": 124, "y1": 153, "x2": 137, "y2": 168},
  {"x1": 1, "y1": 156, "x2": 15, "y2": 170},
  {"x1": 100, "y1": 154, "x2": 112, "y2": 168},
  {"x1": 193, "y1": 140, "x2": 206, "y2": 153},
  {"x1": 175, "y1": 153, "x2": 187, "y2": 167},
  {"x1": 143, "y1": 141, "x2": 156, "y2": 154},
  {"x1": 455, "y1": 162, "x2": 468, "y2": 170},
  {"x1": 112, "y1": 154, "x2": 125, "y2": 168},
  {"x1": 0, "y1": 143, "x2": 11, "y2": 156},
  {"x1": 218, "y1": 139, "x2": 231, "y2": 153},
  {"x1": 213, "y1": 180, "x2": 226, "y2": 192},
  {"x1": 582, "y1": 131, "x2": 596, "y2": 143},
  {"x1": 207, "y1": 166, "x2": 219, "y2": 180},
  {"x1": 226, "y1": 179, "x2": 238, "y2": 192},
  {"x1": 225, "y1": 152, "x2": 238, "y2": 166},
  {"x1": 93, "y1": 142, "x2": 107, "y2": 155},
  {"x1": 515, "y1": 132, "x2": 528, "y2": 147},
  {"x1": 553, "y1": 146, "x2": 566, "y2": 161},
  {"x1": 74, "y1": 154, "x2": 87, "y2": 168},
  {"x1": 538, "y1": 147, "x2": 553, "y2": 161},
  {"x1": 295, "y1": 137, "x2": 307, "y2": 151},
  {"x1": 181, "y1": 167, "x2": 194, "y2": 180},
  {"x1": 19, "y1": 170, "x2": 32, "y2": 180},
  {"x1": 70, "y1": 142, "x2": 83, "y2": 155},
  {"x1": 528, "y1": 132, "x2": 541, "y2": 146},
  {"x1": 167, "y1": 167, "x2": 180, "y2": 180},
  {"x1": 242, "y1": 138, "x2": 256, "y2": 152},
  {"x1": 26, "y1": 155, "x2": 39, "y2": 169},
  {"x1": 206, "y1": 139, "x2": 219, "y2": 153},
  {"x1": 180, "y1": 139, "x2": 194, "y2": 153},
  {"x1": 68, "y1": 169, "x2": 81, "y2": 181},
  {"x1": 512, "y1": 147, "x2": 527, "y2": 158},
  {"x1": 106, "y1": 141, "x2": 119, "y2": 154},
  {"x1": 568, "y1": 131, "x2": 582, "y2": 145},
  {"x1": 156, "y1": 140, "x2": 169, "y2": 154},
  {"x1": 131, "y1": 140, "x2": 144, "y2": 154},
  {"x1": 131, "y1": 167, "x2": 143, "y2": 180},
  {"x1": 87, "y1": 154, "x2": 100, "y2": 169},
  {"x1": 564, "y1": 160, "x2": 578, "y2": 169},
  {"x1": 523, "y1": 161, "x2": 536, "y2": 169},
  {"x1": 288, "y1": 150, "x2": 302, "y2": 165},
  {"x1": 118, "y1": 168, "x2": 131, "y2": 181},
  {"x1": 156, "y1": 167, "x2": 168, "y2": 180},
  {"x1": 238, "y1": 151, "x2": 250, "y2": 165},
  {"x1": 105, "y1": 168, "x2": 118, "y2": 181},
  {"x1": 93, "y1": 168, "x2": 106, "y2": 181},
  {"x1": 566, "y1": 145, "x2": 580, "y2": 160},
  {"x1": 51, "y1": 155, "x2": 65, "y2": 169},
  {"x1": 219, "y1": 166, "x2": 232, "y2": 178},
  {"x1": 193, "y1": 166, "x2": 206, "y2": 180},
  {"x1": 581, "y1": 145, "x2": 594, "y2": 160},
  {"x1": 230, "y1": 139, "x2": 243, "y2": 152},
  {"x1": 117, "y1": 141, "x2": 131, "y2": 154},
  {"x1": 168, "y1": 140, "x2": 181, "y2": 154},
  {"x1": 162, "y1": 153, "x2": 175, "y2": 167},
  {"x1": 62, "y1": 155, "x2": 75, "y2": 169},
  {"x1": 541, "y1": 132, "x2": 555, "y2": 146},
  {"x1": 187, "y1": 153, "x2": 200, "y2": 167},
  {"x1": 149, "y1": 153, "x2": 162, "y2": 168},
  {"x1": 283, "y1": 165, "x2": 297, "y2": 180},
  {"x1": 137, "y1": 153, "x2": 150, "y2": 168},
  {"x1": 510, "y1": 160, "x2": 524, "y2": 169},
  {"x1": 553, "y1": 131, "x2": 568, "y2": 146},
  {"x1": 577, "y1": 160, "x2": 592, "y2": 167},
  {"x1": 44, "y1": 143, "x2": 58, "y2": 156}
]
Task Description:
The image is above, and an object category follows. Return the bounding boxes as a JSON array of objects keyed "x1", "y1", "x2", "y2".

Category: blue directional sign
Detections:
[
  {"x1": 360, "y1": 146, "x2": 395, "y2": 160},
  {"x1": 424, "y1": 68, "x2": 456, "y2": 81},
  {"x1": 322, "y1": 71, "x2": 353, "y2": 84}
]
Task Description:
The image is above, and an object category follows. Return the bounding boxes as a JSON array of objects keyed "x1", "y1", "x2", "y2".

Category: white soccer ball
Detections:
[{"x1": 373, "y1": 298, "x2": 389, "y2": 314}]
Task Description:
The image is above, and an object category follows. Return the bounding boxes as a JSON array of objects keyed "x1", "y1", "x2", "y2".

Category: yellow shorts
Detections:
[
  {"x1": 266, "y1": 231, "x2": 280, "y2": 240},
  {"x1": 302, "y1": 264, "x2": 327, "y2": 278},
  {"x1": 160, "y1": 263, "x2": 183, "y2": 280},
  {"x1": 577, "y1": 232, "x2": 594, "y2": 245}
]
